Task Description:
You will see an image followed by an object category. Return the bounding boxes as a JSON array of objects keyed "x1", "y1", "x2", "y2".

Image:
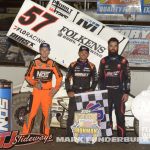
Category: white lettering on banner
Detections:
[
  {"x1": 47, "y1": 0, "x2": 129, "y2": 53},
  {"x1": 14, "y1": 26, "x2": 45, "y2": 44},
  {"x1": 59, "y1": 26, "x2": 106, "y2": 56},
  {"x1": 143, "y1": 7, "x2": 150, "y2": 14},
  {"x1": 98, "y1": 5, "x2": 140, "y2": 13},
  {"x1": 7, "y1": 0, "x2": 110, "y2": 69},
  {"x1": 113, "y1": 28, "x2": 150, "y2": 39},
  {"x1": 98, "y1": 6, "x2": 122, "y2": 13},
  {"x1": 9, "y1": 33, "x2": 35, "y2": 48},
  {"x1": 120, "y1": 0, "x2": 138, "y2": 2},
  {"x1": 0, "y1": 98, "x2": 8, "y2": 131}
]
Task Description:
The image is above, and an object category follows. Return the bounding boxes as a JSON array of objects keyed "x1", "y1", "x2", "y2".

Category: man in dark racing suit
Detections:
[
  {"x1": 65, "y1": 46, "x2": 98, "y2": 137},
  {"x1": 98, "y1": 38, "x2": 131, "y2": 138}
]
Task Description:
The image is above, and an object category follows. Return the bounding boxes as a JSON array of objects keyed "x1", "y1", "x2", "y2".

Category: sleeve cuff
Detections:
[
  {"x1": 89, "y1": 88, "x2": 95, "y2": 91},
  {"x1": 67, "y1": 89, "x2": 74, "y2": 93},
  {"x1": 124, "y1": 90, "x2": 130, "y2": 94}
]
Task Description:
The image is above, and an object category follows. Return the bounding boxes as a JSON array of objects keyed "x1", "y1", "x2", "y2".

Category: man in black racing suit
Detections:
[
  {"x1": 98, "y1": 38, "x2": 131, "y2": 138},
  {"x1": 65, "y1": 46, "x2": 98, "y2": 137}
]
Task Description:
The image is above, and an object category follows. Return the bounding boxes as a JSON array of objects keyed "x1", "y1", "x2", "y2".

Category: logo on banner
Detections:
[
  {"x1": 0, "y1": 131, "x2": 53, "y2": 149},
  {"x1": 9, "y1": 32, "x2": 35, "y2": 48},
  {"x1": 86, "y1": 103, "x2": 104, "y2": 121},
  {"x1": 58, "y1": 26, "x2": 106, "y2": 58},
  {"x1": 71, "y1": 110, "x2": 100, "y2": 144},
  {"x1": 8, "y1": 4, "x2": 61, "y2": 49},
  {"x1": 0, "y1": 98, "x2": 8, "y2": 132},
  {"x1": 76, "y1": 18, "x2": 100, "y2": 33},
  {"x1": 50, "y1": 0, "x2": 73, "y2": 19}
]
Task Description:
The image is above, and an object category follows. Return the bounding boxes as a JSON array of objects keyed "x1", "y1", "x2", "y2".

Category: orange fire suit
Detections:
[{"x1": 22, "y1": 57, "x2": 63, "y2": 136}]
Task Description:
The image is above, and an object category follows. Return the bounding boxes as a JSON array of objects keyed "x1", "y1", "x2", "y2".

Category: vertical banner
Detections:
[
  {"x1": 97, "y1": 0, "x2": 142, "y2": 14},
  {"x1": 46, "y1": 0, "x2": 129, "y2": 53},
  {"x1": 0, "y1": 80, "x2": 12, "y2": 132},
  {"x1": 74, "y1": 90, "x2": 112, "y2": 137}
]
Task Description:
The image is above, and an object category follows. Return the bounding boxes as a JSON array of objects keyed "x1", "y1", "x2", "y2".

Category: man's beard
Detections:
[{"x1": 109, "y1": 51, "x2": 118, "y2": 57}]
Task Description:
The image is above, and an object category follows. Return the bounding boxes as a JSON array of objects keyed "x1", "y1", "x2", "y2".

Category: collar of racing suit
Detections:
[
  {"x1": 77, "y1": 58, "x2": 89, "y2": 69},
  {"x1": 108, "y1": 51, "x2": 118, "y2": 58},
  {"x1": 108, "y1": 53, "x2": 119, "y2": 61},
  {"x1": 77, "y1": 58, "x2": 88, "y2": 63},
  {"x1": 39, "y1": 57, "x2": 50, "y2": 63}
]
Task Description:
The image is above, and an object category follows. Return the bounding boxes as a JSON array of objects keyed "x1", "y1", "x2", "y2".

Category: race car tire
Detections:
[{"x1": 12, "y1": 92, "x2": 42, "y2": 133}]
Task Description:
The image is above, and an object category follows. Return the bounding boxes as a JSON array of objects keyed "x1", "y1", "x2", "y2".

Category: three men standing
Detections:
[{"x1": 23, "y1": 38, "x2": 131, "y2": 139}]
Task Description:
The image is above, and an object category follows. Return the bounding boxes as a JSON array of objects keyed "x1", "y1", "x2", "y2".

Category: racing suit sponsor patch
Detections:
[{"x1": 34, "y1": 69, "x2": 53, "y2": 81}]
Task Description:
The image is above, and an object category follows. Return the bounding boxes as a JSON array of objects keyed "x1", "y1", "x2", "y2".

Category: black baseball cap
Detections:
[
  {"x1": 39, "y1": 43, "x2": 51, "y2": 51},
  {"x1": 79, "y1": 46, "x2": 89, "y2": 53}
]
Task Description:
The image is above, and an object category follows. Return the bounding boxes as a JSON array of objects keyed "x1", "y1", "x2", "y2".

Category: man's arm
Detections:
[
  {"x1": 121, "y1": 58, "x2": 131, "y2": 102},
  {"x1": 122, "y1": 59, "x2": 131, "y2": 94},
  {"x1": 65, "y1": 64, "x2": 74, "y2": 93},
  {"x1": 98, "y1": 59, "x2": 106, "y2": 90},
  {"x1": 25, "y1": 60, "x2": 37, "y2": 86},
  {"x1": 52, "y1": 62, "x2": 63, "y2": 92},
  {"x1": 90, "y1": 65, "x2": 98, "y2": 91}
]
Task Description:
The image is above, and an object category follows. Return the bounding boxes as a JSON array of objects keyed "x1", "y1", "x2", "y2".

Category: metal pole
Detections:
[
  {"x1": 84, "y1": 0, "x2": 87, "y2": 11},
  {"x1": 87, "y1": 1, "x2": 89, "y2": 10}
]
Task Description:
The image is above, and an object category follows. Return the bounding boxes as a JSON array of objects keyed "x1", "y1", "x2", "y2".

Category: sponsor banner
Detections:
[
  {"x1": 97, "y1": 0, "x2": 142, "y2": 14},
  {"x1": 46, "y1": 0, "x2": 128, "y2": 53},
  {"x1": 0, "y1": 81, "x2": 12, "y2": 132},
  {"x1": 142, "y1": 0, "x2": 150, "y2": 14},
  {"x1": 72, "y1": 110, "x2": 100, "y2": 144},
  {"x1": 0, "y1": 131, "x2": 52, "y2": 149},
  {"x1": 109, "y1": 25, "x2": 150, "y2": 68},
  {"x1": 0, "y1": 31, "x2": 36, "y2": 66},
  {"x1": 74, "y1": 90, "x2": 112, "y2": 137},
  {"x1": 7, "y1": 0, "x2": 111, "y2": 69}
]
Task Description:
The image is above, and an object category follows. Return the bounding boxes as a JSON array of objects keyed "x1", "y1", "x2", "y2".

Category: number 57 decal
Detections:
[{"x1": 18, "y1": 6, "x2": 58, "y2": 32}]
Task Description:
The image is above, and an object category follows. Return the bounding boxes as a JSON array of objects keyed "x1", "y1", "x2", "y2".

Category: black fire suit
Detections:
[
  {"x1": 98, "y1": 55, "x2": 131, "y2": 137},
  {"x1": 65, "y1": 59, "x2": 98, "y2": 137}
]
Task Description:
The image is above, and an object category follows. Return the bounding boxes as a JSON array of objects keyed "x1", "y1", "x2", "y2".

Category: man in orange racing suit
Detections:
[{"x1": 22, "y1": 43, "x2": 63, "y2": 136}]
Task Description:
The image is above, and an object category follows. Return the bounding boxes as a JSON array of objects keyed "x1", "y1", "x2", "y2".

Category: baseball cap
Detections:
[
  {"x1": 79, "y1": 46, "x2": 89, "y2": 53},
  {"x1": 39, "y1": 43, "x2": 51, "y2": 50}
]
